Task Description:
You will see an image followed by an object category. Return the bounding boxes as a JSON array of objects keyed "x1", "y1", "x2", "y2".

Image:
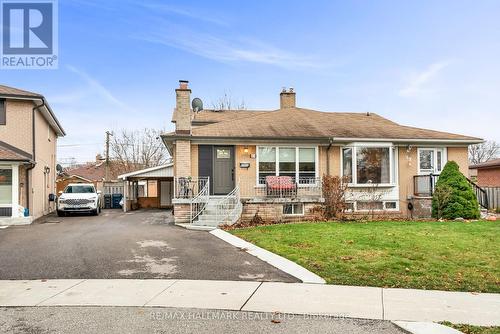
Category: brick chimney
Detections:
[
  {"x1": 280, "y1": 87, "x2": 296, "y2": 109},
  {"x1": 175, "y1": 80, "x2": 192, "y2": 134}
]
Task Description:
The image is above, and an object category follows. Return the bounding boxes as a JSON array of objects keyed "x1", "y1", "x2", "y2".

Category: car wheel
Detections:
[
  {"x1": 92, "y1": 208, "x2": 99, "y2": 216},
  {"x1": 57, "y1": 210, "x2": 65, "y2": 217}
]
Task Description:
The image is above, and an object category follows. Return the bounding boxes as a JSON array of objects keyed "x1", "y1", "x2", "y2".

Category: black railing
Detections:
[
  {"x1": 466, "y1": 177, "x2": 489, "y2": 210},
  {"x1": 413, "y1": 174, "x2": 489, "y2": 210},
  {"x1": 413, "y1": 174, "x2": 439, "y2": 197}
]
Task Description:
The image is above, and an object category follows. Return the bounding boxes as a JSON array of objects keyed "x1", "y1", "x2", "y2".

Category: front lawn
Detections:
[{"x1": 230, "y1": 221, "x2": 499, "y2": 292}]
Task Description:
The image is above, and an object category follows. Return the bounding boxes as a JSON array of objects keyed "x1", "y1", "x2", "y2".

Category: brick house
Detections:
[
  {"x1": 469, "y1": 158, "x2": 500, "y2": 187},
  {"x1": 162, "y1": 81, "x2": 482, "y2": 227},
  {"x1": 0, "y1": 85, "x2": 65, "y2": 224}
]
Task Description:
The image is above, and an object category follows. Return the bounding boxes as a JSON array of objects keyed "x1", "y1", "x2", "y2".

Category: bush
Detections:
[{"x1": 432, "y1": 161, "x2": 480, "y2": 219}]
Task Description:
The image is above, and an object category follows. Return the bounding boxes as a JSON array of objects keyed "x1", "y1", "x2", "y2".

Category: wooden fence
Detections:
[{"x1": 484, "y1": 187, "x2": 500, "y2": 210}]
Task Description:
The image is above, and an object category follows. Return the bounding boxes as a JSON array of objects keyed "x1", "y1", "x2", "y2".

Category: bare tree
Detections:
[
  {"x1": 469, "y1": 140, "x2": 499, "y2": 165},
  {"x1": 110, "y1": 128, "x2": 170, "y2": 173},
  {"x1": 211, "y1": 92, "x2": 246, "y2": 111},
  {"x1": 322, "y1": 175, "x2": 350, "y2": 219}
]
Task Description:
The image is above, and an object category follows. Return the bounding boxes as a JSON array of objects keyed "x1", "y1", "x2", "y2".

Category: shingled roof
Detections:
[
  {"x1": 469, "y1": 158, "x2": 500, "y2": 169},
  {"x1": 0, "y1": 84, "x2": 42, "y2": 98},
  {"x1": 0, "y1": 141, "x2": 32, "y2": 161},
  {"x1": 167, "y1": 107, "x2": 480, "y2": 142}
]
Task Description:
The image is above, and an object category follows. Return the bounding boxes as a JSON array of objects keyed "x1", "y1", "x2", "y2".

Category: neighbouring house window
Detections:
[
  {"x1": 257, "y1": 146, "x2": 317, "y2": 185},
  {"x1": 0, "y1": 99, "x2": 5, "y2": 125},
  {"x1": 283, "y1": 203, "x2": 304, "y2": 215},
  {"x1": 0, "y1": 169, "x2": 13, "y2": 205},
  {"x1": 258, "y1": 147, "x2": 276, "y2": 183},
  {"x1": 418, "y1": 148, "x2": 445, "y2": 174},
  {"x1": 342, "y1": 146, "x2": 393, "y2": 184},
  {"x1": 342, "y1": 148, "x2": 353, "y2": 183}
]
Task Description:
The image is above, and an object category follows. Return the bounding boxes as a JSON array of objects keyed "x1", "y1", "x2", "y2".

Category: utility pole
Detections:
[{"x1": 105, "y1": 131, "x2": 112, "y2": 181}]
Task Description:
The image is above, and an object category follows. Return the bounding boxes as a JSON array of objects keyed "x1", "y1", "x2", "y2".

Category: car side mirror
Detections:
[{"x1": 97, "y1": 190, "x2": 102, "y2": 195}]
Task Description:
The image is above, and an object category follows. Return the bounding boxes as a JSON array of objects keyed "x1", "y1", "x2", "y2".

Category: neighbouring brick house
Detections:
[
  {"x1": 162, "y1": 81, "x2": 482, "y2": 227},
  {"x1": 469, "y1": 159, "x2": 500, "y2": 187},
  {"x1": 0, "y1": 85, "x2": 65, "y2": 224}
]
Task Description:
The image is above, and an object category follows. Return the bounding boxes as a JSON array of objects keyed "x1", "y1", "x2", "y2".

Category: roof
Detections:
[
  {"x1": 469, "y1": 158, "x2": 500, "y2": 169},
  {"x1": 118, "y1": 163, "x2": 173, "y2": 180},
  {"x1": 164, "y1": 107, "x2": 482, "y2": 143},
  {"x1": 0, "y1": 84, "x2": 65, "y2": 136},
  {"x1": 0, "y1": 140, "x2": 32, "y2": 161},
  {"x1": 192, "y1": 109, "x2": 271, "y2": 124},
  {"x1": 62, "y1": 161, "x2": 129, "y2": 182}
]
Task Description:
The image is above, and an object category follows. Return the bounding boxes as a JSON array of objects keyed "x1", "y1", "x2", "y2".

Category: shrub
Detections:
[
  {"x1": 322, "y1": 175, "x2": 350, "y2": 219},
  {"x1": 432, "y1": 161, "x2": 480, "y2": 219}
]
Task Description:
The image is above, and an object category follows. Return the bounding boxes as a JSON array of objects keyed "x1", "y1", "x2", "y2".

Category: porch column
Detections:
[
  {"x1": 122, "y1": 179, "x2": 128, "y2": 212},
  {"x1": 11, "y1": 164, "x2": 19, "y2": 218}
]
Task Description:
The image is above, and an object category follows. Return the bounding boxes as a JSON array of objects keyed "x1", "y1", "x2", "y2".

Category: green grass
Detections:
[
  {"x1": 440, "y1": 322, "x2": 500, "y2": 334},
  {"x1": 230, "y1": 221, "x2": 499, "y2": 292}
]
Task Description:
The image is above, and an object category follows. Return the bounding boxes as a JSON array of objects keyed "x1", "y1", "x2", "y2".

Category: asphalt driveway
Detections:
[{"x1": 0, "y1": 210, "x2": 297, "y2": 282}]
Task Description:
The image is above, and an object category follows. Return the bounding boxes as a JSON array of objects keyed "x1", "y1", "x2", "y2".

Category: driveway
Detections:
[{"x1": 0, "y1": 210, "x2": 297, "y2": 282}]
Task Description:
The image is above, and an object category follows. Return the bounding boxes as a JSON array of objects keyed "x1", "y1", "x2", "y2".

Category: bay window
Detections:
[
  {"x1": 258, "y1": 146, "x2": 317, "y2": 185},
  {"x1": 341, "y1": 145, "x2": 394, "y2": 185}
]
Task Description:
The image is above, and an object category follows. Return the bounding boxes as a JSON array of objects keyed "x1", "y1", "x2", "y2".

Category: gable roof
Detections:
[
  {"x1": 0, "y1": 84, "x2": 65, "y2": 136},
  {"x1": 0, "y1": 140, "x2": 32, "y2": 161},
  {"x1": 469, "y1": 158, "x2": 500, "y2": 169},
  {"x1": 118, "y1": 163, "x2": 173, "y2": 180},
  {"x1": 166, "y1": 107, "x2": 481, "y2": 143}
]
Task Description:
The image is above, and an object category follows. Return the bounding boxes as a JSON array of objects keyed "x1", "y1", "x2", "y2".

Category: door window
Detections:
[
  {"x1": 418, "y1": 148, "x2": 445, "y2": 174},
  {"x1": 0, "y1": 169, "x2": 12, "y2": 205},
  {"x1": 216, "y1": 149, "x2": 230, "y2": 159}
]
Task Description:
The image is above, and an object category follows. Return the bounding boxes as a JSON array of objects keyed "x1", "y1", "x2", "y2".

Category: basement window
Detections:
[{"x1": 283, "y1": 203, "x2": 304, "y2": 216}]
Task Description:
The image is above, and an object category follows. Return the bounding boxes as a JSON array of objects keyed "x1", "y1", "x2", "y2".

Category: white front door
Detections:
[{"x1": 418, "y1": 148, "x2": 445, "y2": 175}]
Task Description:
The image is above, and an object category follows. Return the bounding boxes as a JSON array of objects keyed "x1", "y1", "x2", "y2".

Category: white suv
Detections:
[{"x1": 57, "y1": 183, "x2": 101, "y2": 217}]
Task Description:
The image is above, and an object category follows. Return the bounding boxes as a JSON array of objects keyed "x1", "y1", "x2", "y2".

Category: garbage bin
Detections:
[
  {"x1": 104, "y1": 194, "x2": 112, "y2": 209},
  {"x1": 112, "y1": 194, "x2": 123, "y2": 209}
]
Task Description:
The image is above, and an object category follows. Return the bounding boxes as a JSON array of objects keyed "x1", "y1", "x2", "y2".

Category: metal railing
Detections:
[
  {"x1": 240, "y1": 176, "x2": 322, "y2": 199},
  {"x1": 214, "y1": 184, "x2": 242, "y2": 226},
  {"x1": 189, "y1": 178, "x2": 210, "y2": 223},
  {"x1": 466, "y1": 177, "x2": 489, "y2": 210},
  {"x1": 174, "y1": 177, "x2": 209, "y2": 199},
  {"x1": 413, "y1": 174, "x2": 439, "y2": 197},
  {"x1": 413, "y1": 174, "x2": 489, "y2": 210}
]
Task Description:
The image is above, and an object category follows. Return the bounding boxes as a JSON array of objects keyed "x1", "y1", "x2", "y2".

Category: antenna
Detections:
[{"x1": 192, "y1": 98, "x2": 203, "y2": 112}]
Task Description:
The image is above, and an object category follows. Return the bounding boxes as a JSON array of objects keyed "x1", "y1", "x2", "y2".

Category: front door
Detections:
[{"x1": 213, "y1": 146, "x2": 235, "y2": 194}]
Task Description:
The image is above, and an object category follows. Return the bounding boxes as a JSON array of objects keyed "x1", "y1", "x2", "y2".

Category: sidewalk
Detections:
[{"x1": 0, "y1": 279, "x2": 498, "y2": 326}]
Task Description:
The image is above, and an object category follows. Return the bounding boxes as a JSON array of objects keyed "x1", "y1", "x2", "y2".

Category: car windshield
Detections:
[{"x1": 64, "y1": 185, "x2": 95, "y2": 193}]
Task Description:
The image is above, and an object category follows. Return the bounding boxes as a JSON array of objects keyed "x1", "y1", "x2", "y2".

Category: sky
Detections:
[{"x1": 2, "y1": 0, "x2": 500, "y2": 164}]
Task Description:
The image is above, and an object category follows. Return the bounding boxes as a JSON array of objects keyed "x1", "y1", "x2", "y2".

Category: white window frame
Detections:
[
  {"x1": 256, "y1": 146, "x2": 319, "y2": 187},
  {"x1": 340, "y1": 143, "x2": 396, "y2": 187},
  {"x1": 351, "y1": 200, "x2": 400, "y2": 212},
  {"x1": 417, "y1": 147, "x2": 447, "y2": 175},
  {"x1": 282, "y1": 203, "x2": 305, "y2": 216},
  {"x1": 0, "y1": 164, "x2": 20, "y2": 217}
]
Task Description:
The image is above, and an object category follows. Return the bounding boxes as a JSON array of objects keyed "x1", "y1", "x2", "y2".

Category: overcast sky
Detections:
[{"x1": 2, "y1": 0, "x2": 500, "y2": 164}]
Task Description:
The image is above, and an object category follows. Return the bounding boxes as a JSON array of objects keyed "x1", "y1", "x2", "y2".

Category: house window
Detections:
[
  {"x1": 342, "y1": 148, "x2": 353, "y2": 183},
  {"x1": 283, "y1": 203, "x2": 304, "y2": 215},
  {"x1": 342, "y1": 146, "x2": 393, "y2": 185},
  {"x1": 0, "y1": 99, "x2": 5, "y2": 125},
  {"x1": 418, "y1": 148, "x2": 446, "y2": 174},
  {"x1": 258, "y1": 147, "x2": 276, "y2": 182},
  {"x1": 258, "y1": 146, "x2": 317, "y2": 185},
  {"x1": 0, "y1": 168, "x2": 13, "y2": 205}
]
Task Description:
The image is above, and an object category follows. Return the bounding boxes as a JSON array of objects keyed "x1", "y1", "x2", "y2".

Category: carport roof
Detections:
[{"x1": 118, "y1": 163, "x2": 173, "y2": 180}]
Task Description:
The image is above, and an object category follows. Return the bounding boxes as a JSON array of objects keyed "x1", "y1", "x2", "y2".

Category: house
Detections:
[
  {"x1": 56, "y1": 155, "x2": 126, "y2": 195},
  {"x1": 469, "y1": 158, "x2": 500, "y2": 187},
  {"x1": 162, "y1": 80, "x2": 483, "y2": 226},
  {"x1": 0, "y1": 84, "x2": 65, "y2": 224}
]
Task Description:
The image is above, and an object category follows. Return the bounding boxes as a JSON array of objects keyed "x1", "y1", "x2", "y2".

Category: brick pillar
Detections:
[{"x1": 175, "y1": 140, "x2": 191, "y2": 177}]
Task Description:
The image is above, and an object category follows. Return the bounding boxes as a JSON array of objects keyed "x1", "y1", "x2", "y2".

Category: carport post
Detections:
[{"x1": 122, "y1": 178, "x2": 128, "y2": 212}]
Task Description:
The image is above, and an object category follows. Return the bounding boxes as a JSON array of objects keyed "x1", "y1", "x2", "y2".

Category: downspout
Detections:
[
  {"x1": 25, "y1": 98, "x2": 46, "y2": 214},
  {"x1": 326, "y1": 137, "x2": 334, "y2": 175}
]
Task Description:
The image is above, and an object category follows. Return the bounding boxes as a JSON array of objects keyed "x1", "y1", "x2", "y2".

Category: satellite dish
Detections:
[
  {"x1": 56, "y1": 164, "x2": 63, "y2": 173},
  {"x1": 192, "y1": 98, "x2": 203, "y2": 112}
]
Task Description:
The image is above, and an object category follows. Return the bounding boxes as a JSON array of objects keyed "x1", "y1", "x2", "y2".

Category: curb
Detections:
[
  {"x1": 210, "y1": 229, "x2": 326, "y2": 284},
  {"x1": 392, "y1": 321, "x2": 463, "y2": 334}
]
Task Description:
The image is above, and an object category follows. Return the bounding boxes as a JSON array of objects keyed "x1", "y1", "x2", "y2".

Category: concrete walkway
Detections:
[{"x1": 1, "y1": 279, "x2": 498, "y2": 326}]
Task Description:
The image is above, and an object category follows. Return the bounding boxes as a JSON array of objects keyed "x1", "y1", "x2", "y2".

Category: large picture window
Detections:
[
  {"x1": 341, "y1": 146, "x2": 394, "y2": 185},
  {"x1": 258, "y1": 146, "x2": 317, "y2": 184}
]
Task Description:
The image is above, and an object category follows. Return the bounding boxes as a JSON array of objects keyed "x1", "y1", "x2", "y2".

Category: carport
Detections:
[{"x1": 118, "y1": 163, "x2": 174, "y2": 212}]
